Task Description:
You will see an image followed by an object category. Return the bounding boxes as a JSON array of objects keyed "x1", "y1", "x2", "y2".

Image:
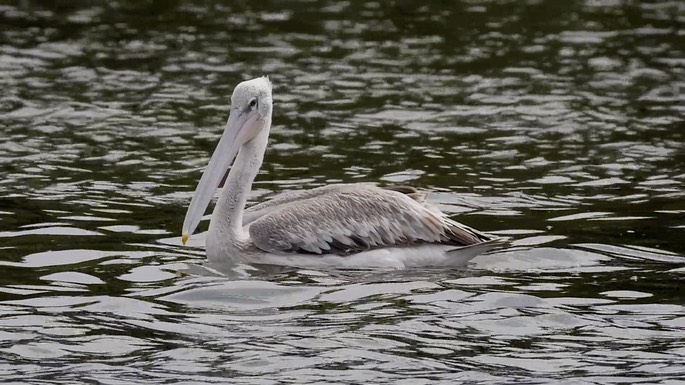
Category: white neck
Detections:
[{"x1": 209, "y1": 118, "x2": 271, "y2": 243}]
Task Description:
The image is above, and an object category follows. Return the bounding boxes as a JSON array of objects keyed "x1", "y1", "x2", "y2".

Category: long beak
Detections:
[{"x1": 181, "y1": 108, "x2": 262, "y2": 244}]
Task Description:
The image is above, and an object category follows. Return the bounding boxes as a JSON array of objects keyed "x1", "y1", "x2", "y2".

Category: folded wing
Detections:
[{"x1": 247, "y1": 184, "x2": 491, "y2": 255}]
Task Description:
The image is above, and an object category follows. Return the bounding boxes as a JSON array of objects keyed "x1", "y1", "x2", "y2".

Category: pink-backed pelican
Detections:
[{"x1": 181, "y1": 76, "x2": 506, "y2": 268}]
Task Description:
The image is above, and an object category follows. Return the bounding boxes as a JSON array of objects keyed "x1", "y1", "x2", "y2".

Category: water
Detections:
[{"x1": 1, "y1": 1, "x2": 684, "y2": 383}]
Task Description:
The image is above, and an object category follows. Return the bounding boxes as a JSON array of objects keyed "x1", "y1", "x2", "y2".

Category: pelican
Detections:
[{"x1": 181, "y1": 76, "x2": 506, "y2": 269}]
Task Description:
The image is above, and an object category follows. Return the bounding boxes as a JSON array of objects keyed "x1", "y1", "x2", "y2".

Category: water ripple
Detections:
[{"x1": 1, "y1": 0, "x2": 684, "y2": 383}]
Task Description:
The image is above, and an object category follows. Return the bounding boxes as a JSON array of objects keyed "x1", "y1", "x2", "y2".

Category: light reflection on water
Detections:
[{"x1": 1, "y1": 1, "x2": 684, "y2": 383}]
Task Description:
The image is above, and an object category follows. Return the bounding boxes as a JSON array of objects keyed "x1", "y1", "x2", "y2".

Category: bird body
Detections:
[{"x1": 182, "y1": 77, "x2": 506, "y2": 269}]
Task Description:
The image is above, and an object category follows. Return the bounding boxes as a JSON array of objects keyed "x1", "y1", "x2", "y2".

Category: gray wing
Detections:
[
  {"x1": 243, "y1": 183, "x2": 375, "y2": 226},
  {"x1": 247, "y1": 184, "x2": 490, "y2": 255}
]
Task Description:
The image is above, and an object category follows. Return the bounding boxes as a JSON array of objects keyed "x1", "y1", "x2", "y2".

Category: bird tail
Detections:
[{"x1": 442, "y1": 237, "x2": 510, "y2": 267}]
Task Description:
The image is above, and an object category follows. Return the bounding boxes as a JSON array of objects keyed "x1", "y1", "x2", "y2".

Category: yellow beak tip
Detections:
[{"x1": 181, "y1": 233, "x2": 189, "y2": 245}]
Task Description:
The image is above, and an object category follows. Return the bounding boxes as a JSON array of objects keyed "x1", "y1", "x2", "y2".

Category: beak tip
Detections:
[{"x1": 181, "y1": 232, "x2": 189, "y2": 245}]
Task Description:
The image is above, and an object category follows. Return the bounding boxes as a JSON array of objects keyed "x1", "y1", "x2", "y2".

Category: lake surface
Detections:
[{"x1": 1, "y1": 1, "x2": 684, "y2": 383}]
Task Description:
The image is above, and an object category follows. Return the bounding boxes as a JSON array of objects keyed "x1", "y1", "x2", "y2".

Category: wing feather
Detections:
[{"x1": 248, "y1": 184, "x2": 491, "y2": 256}]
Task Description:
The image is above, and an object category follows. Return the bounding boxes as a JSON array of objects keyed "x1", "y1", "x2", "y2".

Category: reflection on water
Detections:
[{"x1": 1, "y1": 1, "x2": 684, "y2": 383}]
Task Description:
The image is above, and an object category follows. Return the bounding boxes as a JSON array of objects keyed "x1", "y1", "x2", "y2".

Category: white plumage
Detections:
[{"x1": 182, "y1": 76, "x2": 506, "y2": 269}]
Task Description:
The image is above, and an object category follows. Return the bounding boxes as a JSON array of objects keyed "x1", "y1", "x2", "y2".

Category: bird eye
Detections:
[{"x1": 249, "y1": 98, "x2": 257, "y2": 108}]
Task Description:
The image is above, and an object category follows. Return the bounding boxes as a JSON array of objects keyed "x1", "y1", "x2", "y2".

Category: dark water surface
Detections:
[{"x1": 1, "y1": 1, "x2": 684, "y2": 383}]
